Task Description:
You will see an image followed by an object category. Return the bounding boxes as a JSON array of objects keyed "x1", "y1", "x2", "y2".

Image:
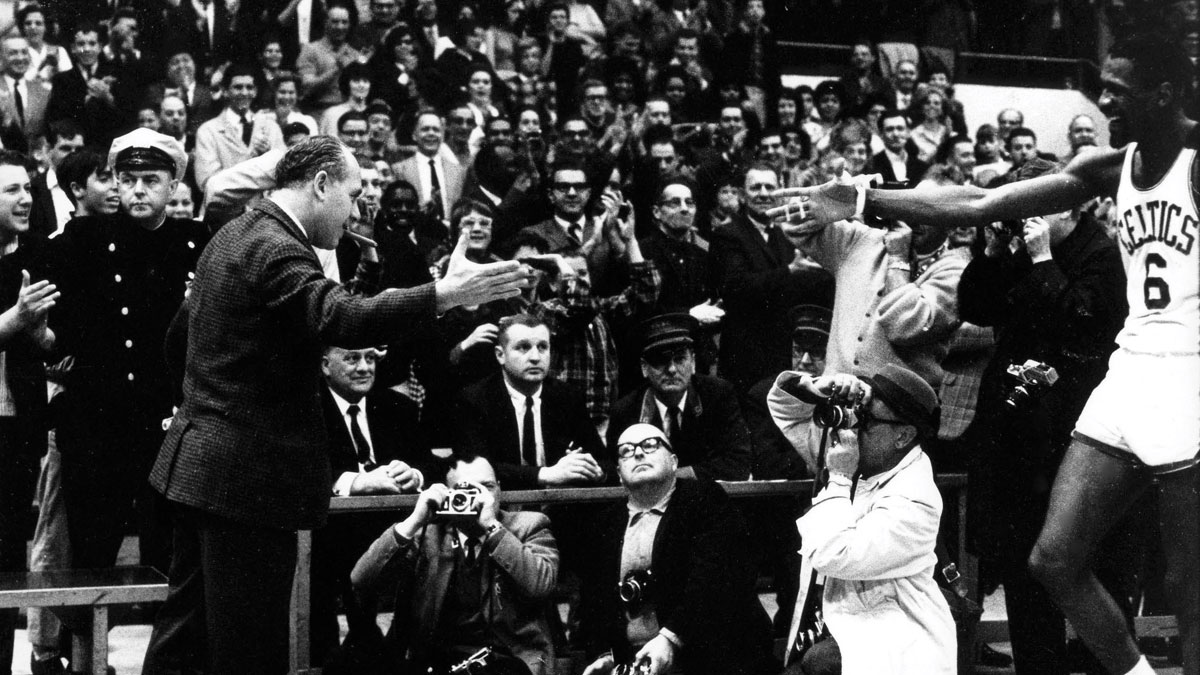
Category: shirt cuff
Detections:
[
  {"x1": 659, "y1": 627, "x2": 683, "y2": 650},
  {"x1": 333, "y1": 471, "x2": 358, "y2": 496}
]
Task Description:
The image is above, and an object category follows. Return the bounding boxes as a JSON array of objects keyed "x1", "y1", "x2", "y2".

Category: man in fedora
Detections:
[
  {"x1": 605, "y1": 313, "x2": 751, "y2": 481},
  {"x1": 771, "y1": 363, "x2": 956, "y2": 674}
]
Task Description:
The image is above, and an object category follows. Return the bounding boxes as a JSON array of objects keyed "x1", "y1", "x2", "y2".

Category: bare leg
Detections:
[
  {"x1": 1028, "y1": 440, "x2": 1150, "y2": 674},
  {"x1": 1155, "y1": 467, "x2": 1200, "y2": 675}
]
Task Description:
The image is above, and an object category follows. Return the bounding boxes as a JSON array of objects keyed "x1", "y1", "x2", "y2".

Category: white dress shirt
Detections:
[
  {"x1": 504, "y1": 377, "x2": 544, "y2": 466},
  {"x1": 415, "y1": 150, "x2": 448, "y2": 214},
  {"x1": 296, "y1": 0, "x2": 315, "y2": 46},
  {"x1": 45, "y1": 169, "x2": 74, "y2": 236},
  {"x1": 330, "y1": 389, "x2": 375, "y2": 495},
  {"x1": 884, "y1": 148, "x2": 908, "y2": 183}
]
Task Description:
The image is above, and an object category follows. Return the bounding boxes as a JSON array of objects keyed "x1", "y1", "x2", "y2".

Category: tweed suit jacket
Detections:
[
  {"x1": 351, "y1": 509, "x2": 559, "y2": 675},
  {"x1": 149, "y1": 199, "x2": 440, "y2": 531},
  {"x1": 453, "y1": 373, "x2": 606, "y2": 489}
]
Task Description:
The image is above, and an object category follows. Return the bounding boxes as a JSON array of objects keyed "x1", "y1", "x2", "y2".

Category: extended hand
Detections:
[
  {"x1": 769, "y1": 172, "x2": 866, "y2": 229},
  {"x1": 436, "y1": 231, "x2": 532, "y2": 313}
]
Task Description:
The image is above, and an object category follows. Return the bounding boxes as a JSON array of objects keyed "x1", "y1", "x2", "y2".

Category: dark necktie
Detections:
[
  {"x1": 12, "y1": 83, "x2": 23, "y2": 128},
  {"x1": 665, "y1": 405, "x2": 681, "y2": 442},
  {"x1": 346, "y1": 404, "x2": 375, "y2": 470},
  {"x1": 568, "y1": 221, "x2": 582, "y2": 243},
  {"x1": 241, "y1": 114, "x2": 253, "y2": 146},
  {"x1": 522, "y1": 395, "x2": 536, "y2": 467},
  {"x1": 465, "y1": 538, "x2": 479, "y2": 564},
  {"x1": 180, "y1": 86, "x2": 190, "y2": 107},
  {"x1": 428, "y1": 157, "x2": 444, "y2": 222}
]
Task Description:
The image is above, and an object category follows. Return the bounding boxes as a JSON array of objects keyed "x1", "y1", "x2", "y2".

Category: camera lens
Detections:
[
  {"x1": 450, "y1": 493, "x2": 470, "y2": 511},
  {"x1": 813, "y1": 403, "x2": 845, "y2": 429},
  {"x1": 1005, "y1": 385, "x2": 1030, "y2": 409}
]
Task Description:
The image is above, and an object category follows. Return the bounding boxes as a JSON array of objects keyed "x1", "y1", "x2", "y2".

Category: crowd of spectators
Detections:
[{"x1": 0, "y1": 0, "x2": 1189, "y2": 674}]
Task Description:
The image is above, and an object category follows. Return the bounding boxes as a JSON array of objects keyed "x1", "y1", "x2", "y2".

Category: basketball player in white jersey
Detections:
[{"x1": 769, "y1": 32, "x2": 1199, "y2": 675}]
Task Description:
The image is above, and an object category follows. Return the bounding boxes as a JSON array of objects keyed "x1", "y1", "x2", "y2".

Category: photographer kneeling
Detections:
[
  {"x1": 770, "y1": 365, "x2": 955, "y2": 674},
  {"x1": 350, "y1": 454, "x2": 559, "y2": 675}
]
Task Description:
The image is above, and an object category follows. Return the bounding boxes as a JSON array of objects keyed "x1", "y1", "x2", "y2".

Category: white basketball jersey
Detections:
[{"x1": 1114, "y1": 141, "x2": 1200, "y2": 354}]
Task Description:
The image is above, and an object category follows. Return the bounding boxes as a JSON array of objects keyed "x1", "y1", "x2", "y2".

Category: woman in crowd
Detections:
[
  {"x1": 436, "y1": 200, "x2": 523, "y2": 390},
  {"x1": 465, "y1": 66, "x2": 505, "y2": 127},
  {"x1": 319, "y1": 61, "x2": 373, "y2": 136},
  {"x1": 810, "y1": 79, "x2": 846, "y2": 156},
  {"x1": 258, "y1": 74, "x2": 316, "y2": 136},
  {"x1": 911, "y1": 87, "x2": 951, "y2": 164},
  {"x1": 16, "y1": 4, "x2": 69, "y2": 82},
  {"x1": 368, "y1": 24, "x2": 430, "y2": 121}
]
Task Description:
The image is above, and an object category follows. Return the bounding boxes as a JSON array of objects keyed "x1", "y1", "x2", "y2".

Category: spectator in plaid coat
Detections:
[{"x1": 143, "y1": 137, "x2": 530, "y2": 674}]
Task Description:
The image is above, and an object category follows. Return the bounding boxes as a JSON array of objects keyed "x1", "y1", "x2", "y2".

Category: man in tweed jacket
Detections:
[{"x1": 142, "y1": 137, "x2": 530, "y2": 675}]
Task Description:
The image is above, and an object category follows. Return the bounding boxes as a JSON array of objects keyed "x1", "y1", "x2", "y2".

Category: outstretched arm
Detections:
[{"x1": 771, "y1": 148, "x2": 1123, "y2": 229}]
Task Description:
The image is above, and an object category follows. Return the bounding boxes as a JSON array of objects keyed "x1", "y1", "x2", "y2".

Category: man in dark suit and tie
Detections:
[
  {"x1": 708, "y1": 162, "x2": 832, "y2": 393},
  {"x1": 313, "y1": 344, "x2": 430, "y2": 665},
  {"x1": 577, "y1": 423, "x2": 776, "y2": 675},
  {"x1": 517, "y1": 159, "x2": 623, "y2": 296},
  {"x1": 453, "y1": 313, "x2": 606, "y2": 490},
  {"x1": 869, "y1": 109, "x2": 929, "y2": 187},
  {"x1": 607, "y1": 314, "x2": 752, "y2": 482},
  {"x1": 44, "y1": 23, "x2": 121, "y2": 149},
  {"x1": 142, "y1": 137, "x2": 531, "y2": 674}
]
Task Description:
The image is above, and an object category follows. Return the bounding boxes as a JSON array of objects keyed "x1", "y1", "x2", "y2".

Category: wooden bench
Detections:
[{"x1": 0, "y1": 566, "x2": 168, "y2": 675}]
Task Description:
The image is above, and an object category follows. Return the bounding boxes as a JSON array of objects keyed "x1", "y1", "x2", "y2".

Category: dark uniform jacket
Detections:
[
  {"x1": 150, "y1": 200, "x2": 440, "y2": 531},
  {"x1": 606, "y1": 375, "x2": 752, "y2": 482},
  {"x1": 577, "y1": 479, "x2": 775, "y2": 674},
  {"x1": 48, "y1": 214, "x2": 209, "y2": 423}
]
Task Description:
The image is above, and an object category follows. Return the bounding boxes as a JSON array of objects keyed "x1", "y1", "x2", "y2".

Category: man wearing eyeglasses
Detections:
[
  {"x1": 606, "y1": 313, "x2": 750, "y2": 481},
  {"x1": 578, "y1": 423, "x2": 775, "y2": 675},
  {"x1": 768, "y1": 364, "x2": 956, "y2": 674},
  {"x1": 518, "y1": 158, "x2": 622, "y2": 293}
]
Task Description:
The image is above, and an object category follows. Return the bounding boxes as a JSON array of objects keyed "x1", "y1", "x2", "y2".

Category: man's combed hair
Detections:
[
  {"x1": 274, "y1": 137, "x2": 349, "y2": 188},
  {"x1": 1110, "y1": 32, "x2": 1194, "y2": 99},
  {"x1": 0, "y1": 149, "x2": 33, "y2": 173},
  {"x1": 497, "y1": 313, "x2": 550, "y2": 344}
]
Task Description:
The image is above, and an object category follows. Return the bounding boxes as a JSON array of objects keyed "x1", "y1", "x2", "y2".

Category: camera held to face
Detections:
[
  {"x1": 812, "y1": 400, "x2": 863, "y2": 430},
  {"x1": 618, "y1": 569, "x2": 654, "y2": 613},
  {"x1": 1004, "y1": 359, "x2": 1060, "y2": 410},
  {"x1": 434, "y1": 482, "x2": 482, "y2": 525}
]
